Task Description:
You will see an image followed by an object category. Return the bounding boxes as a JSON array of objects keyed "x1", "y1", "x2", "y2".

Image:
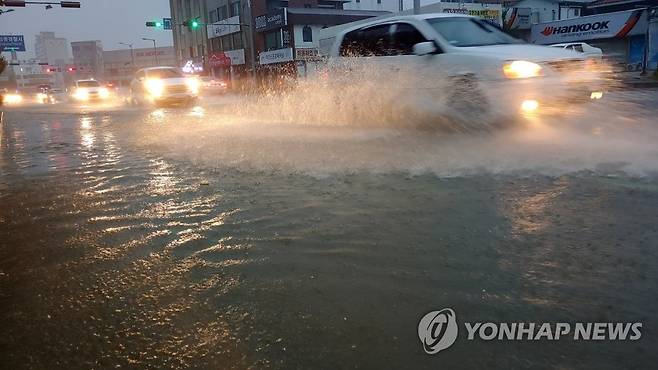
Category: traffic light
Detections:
[
  {"x1": 146, "y1": 20, "x2": 164, "y2": 27},
  {"x1": 183, "y1": 18, "x2": 201, "y2": 31}
]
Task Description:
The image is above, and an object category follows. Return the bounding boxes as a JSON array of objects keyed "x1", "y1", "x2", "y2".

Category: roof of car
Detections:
[{"x1": 336, "y1": 12, "x2": 473, "y2": 35}]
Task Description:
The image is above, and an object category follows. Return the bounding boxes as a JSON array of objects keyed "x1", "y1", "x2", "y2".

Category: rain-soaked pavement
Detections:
[{"x1": 1, "y1": 90, "x2": 658, "y2": 369}]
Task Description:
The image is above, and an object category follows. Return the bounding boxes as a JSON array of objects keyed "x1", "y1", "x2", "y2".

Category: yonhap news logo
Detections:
[
  {"x1": 418, "y1": 309, "x2": 459, "y2": 354},
  {"x1": 418, "y1": 308, "x2": 642, "y2": 354}
]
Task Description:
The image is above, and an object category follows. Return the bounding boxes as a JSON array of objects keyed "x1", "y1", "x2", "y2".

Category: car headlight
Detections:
[
  {"x1": 4, "y1": 94, "x2": 23, "y2": 104},
  {"x1": 503, "y1": 61, "x2": 543, "y2": 79},
  {"x1": 74, "y1": 88, "x2": 89, "y2": 101},
  {"x1": 36, "y1": 93, "x2": 47, "y2": 102},
  {"x1": 185, "y1": 77, "x2": 200, "y2": 94},
  {"x1": 145, "y1": 79, "x2": 165, "y2": 98},
  {"x1": 99, "y1": 88, "x2": 110, "y2": 99}
]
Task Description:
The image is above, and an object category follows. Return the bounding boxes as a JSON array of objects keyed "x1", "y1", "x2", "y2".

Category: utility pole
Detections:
[
  {"x1": 413, "y1": 0, "x2": 420, "y2": 15},
  {"x1": 142, "y1": 38, "x2": 158, "y2": 65}
]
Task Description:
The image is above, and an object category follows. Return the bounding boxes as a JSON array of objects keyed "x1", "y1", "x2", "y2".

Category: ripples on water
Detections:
[{"x1": 1, "y1": 89, "x2": 658, "y2": 369}]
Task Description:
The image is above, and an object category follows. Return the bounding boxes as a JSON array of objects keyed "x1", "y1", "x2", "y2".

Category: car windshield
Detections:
[
  {"x1": 427, "y1": 17, "x2": 523, "y2": 47},
  {"x1": 78, "y1": 80, "x2": 100, "y2": 88},
  {"x1": 147, "y1": 68, "x2": 182, "y2": 79}
]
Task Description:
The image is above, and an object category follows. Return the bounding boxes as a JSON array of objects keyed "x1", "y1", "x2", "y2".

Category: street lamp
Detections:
[
  {"x1": 118, "y1": 42, "x2": 135, "y2": 68},
  {"x1": 141, "y1": 38, "x2": 158, "y2": 66}
]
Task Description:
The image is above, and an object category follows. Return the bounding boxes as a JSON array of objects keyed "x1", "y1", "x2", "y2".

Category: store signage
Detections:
[
  {"x1": 531, "y1": 9, "x2": 647, "y2": 44},
  {"x1": 443, "y1": 8, "x2": 501, "y2": 24},
  {"x1": 207, "y1": 16, "x2": 241, "y2": 38},
  {"x1": 0, "y1": 35, "x2": 26, "y2": 52},
  {"x1": 259, "y1": 47, "x2": 293, "y2": 65},
  {"x1": 255, "y1": 8, "x2": 287, "y2": 32},
  {"x1": 295, "y1": 48, "x2": 320, "y2": 60},
  {"x1": 209, "y1": 49, "x2": 246, "y2": 67}
]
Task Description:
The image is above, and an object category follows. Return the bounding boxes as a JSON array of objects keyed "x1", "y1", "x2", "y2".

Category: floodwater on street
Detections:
[{"x1": 1, "y1": 90, "x2": 658, "y2": 369}]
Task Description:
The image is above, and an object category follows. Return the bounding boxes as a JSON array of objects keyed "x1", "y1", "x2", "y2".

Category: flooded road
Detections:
[{"x1": 1, "y1": 91, "x2": 658, "y2": 369}]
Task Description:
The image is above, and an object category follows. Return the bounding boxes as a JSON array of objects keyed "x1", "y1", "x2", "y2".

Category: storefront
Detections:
[{"x1": 207, "y1": 15, "x2": 248, "y2": 83}]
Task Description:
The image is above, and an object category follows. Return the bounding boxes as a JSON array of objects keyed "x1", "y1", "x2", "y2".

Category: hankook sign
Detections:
[{"x1": 531, "y1": 9, "x2": 647, "y2": 44}]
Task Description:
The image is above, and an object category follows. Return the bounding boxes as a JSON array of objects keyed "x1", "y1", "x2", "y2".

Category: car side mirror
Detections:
[{"x1": 413, "y1": 41, "x2": 439, "y2": 56}]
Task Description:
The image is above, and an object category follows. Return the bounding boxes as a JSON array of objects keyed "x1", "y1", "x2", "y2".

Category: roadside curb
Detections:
[{"x1": 623, "y1": 79, "x2": 658, "y2": 88}]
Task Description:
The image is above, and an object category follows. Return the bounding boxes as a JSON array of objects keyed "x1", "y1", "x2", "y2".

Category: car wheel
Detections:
[{"x1": 445, "y1": 74, "x2": 490, "y2": 129}]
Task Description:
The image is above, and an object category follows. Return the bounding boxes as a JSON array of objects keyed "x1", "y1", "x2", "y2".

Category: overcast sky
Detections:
[{"x1": 0, "y1": 0, "x2": 173, "y2": 57}]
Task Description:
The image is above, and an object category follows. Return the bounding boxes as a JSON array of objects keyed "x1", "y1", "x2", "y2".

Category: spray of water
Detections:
[{"x1": 126, "y1": 67, "x2": 658, "y2": 178}]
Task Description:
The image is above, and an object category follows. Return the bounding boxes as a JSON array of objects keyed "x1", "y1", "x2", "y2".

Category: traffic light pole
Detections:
[{"x1": 0, "y1": 1, "x2": 81, "y2": 7}]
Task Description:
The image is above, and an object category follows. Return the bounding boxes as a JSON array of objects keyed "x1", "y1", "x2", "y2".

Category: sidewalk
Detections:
[{"x1": 621, "y1": 71, "x2": 658, "y2": 88}]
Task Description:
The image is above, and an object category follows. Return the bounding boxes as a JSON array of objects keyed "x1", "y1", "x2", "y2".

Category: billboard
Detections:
[
  {"x1": 531, "y1": 9, "x2": 647, "y2": 44},
  {"x1": 0, "y1": 35, "x2": 26, "y2": 52}
]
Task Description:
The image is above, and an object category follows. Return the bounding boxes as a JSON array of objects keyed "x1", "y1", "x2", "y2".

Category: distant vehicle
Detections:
[
  {"x1": 550, "y1": 42, "x2": 603, "y2": 60},
  {"x1": 129, "y1": 67, "x2": 199, "y2": 106},
  {"x1": 36, "y1": 84, "x2": 52, "y2": 104},
  {"x1": 200, "y1": 77, "x2": 228, "y2": 94},
  {"x1": 326, "y1": 13, "x2": 603, "y2": 119},
  {"x1": 46, "y1": 88, "x2": 66, "y2": 104},
  {"x1": 1, "y1": 88, "x2": 24, "y2": 105},
  {"x1": 72, "y1": 79, "x2": 110, "y2": 102}
]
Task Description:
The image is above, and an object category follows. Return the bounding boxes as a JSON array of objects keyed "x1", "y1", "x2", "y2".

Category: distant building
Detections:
[
  {"x1": 35, "y1": 32, "x2": 70, "y2": 68},
  {"x1": 71, "y1": 40, "x2": 104, "y2": 79},
  {"x1": 103, "y1": 46, "x2": 176, "y2": 85}
]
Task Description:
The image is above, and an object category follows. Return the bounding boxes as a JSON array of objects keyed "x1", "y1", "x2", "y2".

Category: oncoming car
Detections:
[
  {"x1": 72, "y1": 79, "x2": 111, "y2": 102},
  {"x1": 550, "y1": 42, "x2": 603, "y2": 60},
  {"x1": 327, "y1": 13, "x2": 604, "y2": 121},
  {"x1": 130, "y1": 67, "x2": 200, "y2": 106}
]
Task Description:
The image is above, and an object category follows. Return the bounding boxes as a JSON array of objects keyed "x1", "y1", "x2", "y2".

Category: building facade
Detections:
[
  {"x1": 170, "y1": 0, "x2": 210, "y2": 67},
  {"x1": 103, "y1": 46, "x2": 177, "y2": 86},
  {"x1": 71, "y1": 40, "x2": 104, "y2": 79},
  {"x1": 35, "y1": 32, "x2": 70, "y2": 68}
]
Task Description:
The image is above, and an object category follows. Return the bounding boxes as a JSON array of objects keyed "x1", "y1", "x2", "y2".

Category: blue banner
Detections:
[{"x1": 0, "y1": 35, "x2": 26, "y2": 52}]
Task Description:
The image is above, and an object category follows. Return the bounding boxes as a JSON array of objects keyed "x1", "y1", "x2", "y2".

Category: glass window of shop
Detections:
[
  {"x1": 221, "y1": 35, "x2": 233, "y2": 50},
  {"x1": 233, "y1": 33, "x2": 243, "y2": 49},
  {"x1": 209, "y1": 9, "x2": 218, "y2": 23},
  {"x1": 265, "y1": 31, "x2": 282, "y2": 51},
  {"x1": 230, "y1": 1, "x2": 240, "y2": 17}
]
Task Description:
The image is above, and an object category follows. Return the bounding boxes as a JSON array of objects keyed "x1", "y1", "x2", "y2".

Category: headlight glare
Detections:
[
  {"x1": 503, "y1": 60, "x2": 543, "y2": 79},
  {"x1": 186, "y1": 77, "x2": 200, "y2": 94},
  {"x1": 145, "y1": 79, "x2": 165, "y2": 98}
]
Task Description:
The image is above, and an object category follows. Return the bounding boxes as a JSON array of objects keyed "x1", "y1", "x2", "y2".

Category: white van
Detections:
[{"x1": 326, "y1": 13, "x2": 603, "y2": 119}]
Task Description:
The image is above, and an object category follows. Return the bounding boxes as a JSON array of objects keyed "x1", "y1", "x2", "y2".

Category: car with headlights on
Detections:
[
  {"x1": 72, "y1": 79, "x2": 110, "y2": 102},
  {"x1": 130, "y1": 67, "x2": 200, "y2": 106},
  {"x1": 326, "y1": 13, "x2": 603, "y2": 121}
]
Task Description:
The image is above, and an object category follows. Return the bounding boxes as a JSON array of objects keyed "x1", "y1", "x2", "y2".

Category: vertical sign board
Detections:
[
  {"x1": 531, "y1": 9, "x2": 647, "y2": 44},
  {"x1": 0, "y1": 35, "x2": 26, "y2": 52},
  {"x1": 163, "y1": 18, "x2": 172, "y2": 30}
]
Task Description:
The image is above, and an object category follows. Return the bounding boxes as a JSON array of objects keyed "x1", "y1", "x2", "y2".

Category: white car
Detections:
[
  {"x1": 550, "y1": 42, "x2": 603, "y2": 60},
  {"x1": 72, "y1": 79, "x2": 110, "y2": 102},
  {"x1": 327, "y1": 14, "x2": 603, "y2": 120},
  {"x1": 130, "y1": 67, "x2": 199, "y2": 106}
]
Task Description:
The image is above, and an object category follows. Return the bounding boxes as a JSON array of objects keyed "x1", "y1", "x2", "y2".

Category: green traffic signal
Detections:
[
  {"x1": 155, "y1": 21, "x2": 163, "y2": 27},
  {"x1": 191, "y1": 20, "x2": 199, "y2": 29}
]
